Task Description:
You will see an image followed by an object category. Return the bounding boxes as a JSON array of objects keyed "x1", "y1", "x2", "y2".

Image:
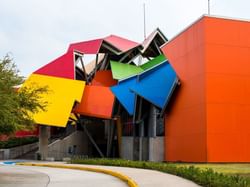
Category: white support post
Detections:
[{"x1": 38, "y1": 125, "x2": 49, "y2": 160}]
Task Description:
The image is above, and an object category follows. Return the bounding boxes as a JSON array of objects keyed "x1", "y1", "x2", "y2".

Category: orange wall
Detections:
[
  {"x1": 75, "y1": 85, "x2": 115, "y2": 119},
  {"x1": 205, "y1": 17, "x2": 250, "y2": 162},
  {"x1": 162, "y1": 18, "x2": 207, "y2": 162},
  {"x1": 162, "y1": 16, "x2": 250, "y2": 162}
]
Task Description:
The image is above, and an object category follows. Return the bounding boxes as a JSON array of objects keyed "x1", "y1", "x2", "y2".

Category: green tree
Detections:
[{"x1": 0, "y1": 55, "x2": 47, "y2": 135}]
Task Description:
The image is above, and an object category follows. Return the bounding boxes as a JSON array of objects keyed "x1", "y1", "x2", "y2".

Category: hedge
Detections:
[
  {"x1": 71, "y1": 158, "x2": 249, "y2": 187},
  {"x1": 0, "y1": 136, "x2": 38, "y2": 149}
]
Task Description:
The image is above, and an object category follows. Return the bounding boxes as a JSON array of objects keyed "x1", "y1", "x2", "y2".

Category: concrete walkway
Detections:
[
  {"x1": 0, "y1": 161, "x2": 201, "y2": 187},
  {"x1": 0, "y1": 165, "x2": 127, "y2": 187},
  {"x1": 67, "y1": 163, "x2": 200, "y2": 187}
]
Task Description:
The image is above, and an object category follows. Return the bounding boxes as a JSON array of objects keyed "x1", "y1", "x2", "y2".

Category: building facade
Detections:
[{"x1": 162, "y1": 15, "x2": 250, "y2": 162}]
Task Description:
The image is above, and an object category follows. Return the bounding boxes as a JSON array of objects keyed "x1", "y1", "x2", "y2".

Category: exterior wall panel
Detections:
[
  {"x1": 205, "y1": 17, "x2": 250, "y2": 162},
  {"x1": 161, "y1": 18, "x2": 207, "y2": 162},
  {"x1": 162, "y1": 16, "x2": 250, "y2": 162}
]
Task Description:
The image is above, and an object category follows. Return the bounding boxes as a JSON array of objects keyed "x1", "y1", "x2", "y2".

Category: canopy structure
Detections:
[
  {"x1": 110, "y1": 77, "x2": 137, "y2": 115},
  {"x1": 24, "y1": 30, "x2": 172, "y2": 126},
  {"x1": 34, "y1": 51, "x2": 75, "y2": 80},
  {"x1": 75, "y1": 85, "x2": 115, "y2": 119},
  {"x1": 68, "y1": 35, "x2": 140, "y2": 55},
  {"x1": 110, "y1": 61, "x2": 143, "y2": 80},
  {"x1": 131, "y1": 62, "x2": 178, "y2": 110},
  {"x1": 141, "y1": 28, "x2": 168, "y2": 57},
  {"x1": 91, "y1": 70, "x2": 117, "y2": 87},
  {"x1": 68, "y1": 39, "x2": 103, "y2": 54},
  {"x1": 140, "y1": 54, "x2": 166, "y2": 70},
  {"x1": 104, "y1": 35, "x2": 140, "y2": 53},
  {"x1": 20, "y1": 29, "x2": 179, "y2": 161},
  {"x1": 83, "y1": 54, "x2": 105, "y2": 75},
  {"x1": 110, "y1": 55, "x2": 177, "y2": 115},
  {"x1": 21, "y1": 74, "x2": 85, "y2": 127}
]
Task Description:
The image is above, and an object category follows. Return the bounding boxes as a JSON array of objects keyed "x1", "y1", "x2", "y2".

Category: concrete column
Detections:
[
  {"x1": 139, "y1": 121, "x2": 144, "y2": 161},
  {"x1": 121, "y1": 137, "x2": 134, "y2": 160},
  {"x1": 148, "y1": 105, "x2": 157, "y2": 137},
  {"x1": 39, "y1": 125, "x2": 49, "y2": 160},
  {"x1": 149, "y1": 137, "x2": 165, "y2": 162},
  {"x1": 116, "y1": 117, "x2": 122, "y2": 157},
  {"x1": 137, "y1": 97, "x2": 143, "y2": 161},
  {"x1": 106, "y1": 120, "x2": 114, "y2": 157},
  {"x1": 148, "y1": 105, "x2": 157, "y2": 161}
]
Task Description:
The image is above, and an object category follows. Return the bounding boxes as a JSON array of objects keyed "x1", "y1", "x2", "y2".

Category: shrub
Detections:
[
  {"x1": 71, "y1": 158, "x2": 249, "y2": 187},
  {"x1": 0, "y1": 136, "x2": 38, "y2": 149}
]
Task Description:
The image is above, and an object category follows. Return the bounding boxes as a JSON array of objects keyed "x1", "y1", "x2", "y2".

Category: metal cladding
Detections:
[
  {"x1": 110, "y1": 76, "x2": 137, "y2": 115},
  {"x1": 22, "y1": 30, "x2": 175, "y2": 126},
  {"x1": 34, "y1": 51, "x2": 75, "y2": 79},
  {"x1": 68, "y1": 39, "x2": 103, "y2": 54},
  {"x1": 110, "y1": 61, "x2": 143, "y2": 80},
  {"x1": 91, "y1": 70, "x2": 117, "y2": 87},
  {"x1": 160, "y1": 15, "x2": 250, "y2": 162},
  {"x1": 21, "y1": 74, "x2": 85, "y2": 127},
  {"x1": 130, "y1": 61, "x2": 178, "y2": 110},
  {"x1": 110, "y1": 58, "x2": 178, "y2": 115},
  {"x1": 74, "y1": 85, "x2": 115, "y2": 119},
  {"x1": 140, "y1": 54, "x2": 166, "y2": 70},
  {"x1": 68, "y1": 35, "x2": 140, "y2": 55},
  {"x1": 104, "y1": 35, "x2": 140, "y2": 53}
]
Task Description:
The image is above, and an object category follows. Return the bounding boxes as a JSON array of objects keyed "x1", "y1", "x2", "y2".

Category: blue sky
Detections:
[{"x1": 1, "y1": 0, "x2": 250, "y2": 77}]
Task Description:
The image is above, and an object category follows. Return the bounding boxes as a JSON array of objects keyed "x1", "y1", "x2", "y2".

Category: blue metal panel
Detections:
[
  {"x1": 110, "y1": 77, "x2": 137, "y2": 115},
  {"x1": 130, "y1": 61, "x2": 178, "y2": 109}
]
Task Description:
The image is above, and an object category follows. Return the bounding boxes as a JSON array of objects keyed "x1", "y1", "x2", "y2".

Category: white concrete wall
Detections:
[
  {"x1": 47, "y1": 131, "x2": 88, "y2": 160},
  {"x1": 121, "y1": 137, "x2": 134, "y2": 160},
  {"x1": 149, "y1": 137, "x2": 164, "y2": 162},
  {"x1": 121, "y1": 136, "x2": 164, "y2": 162},
  {"x1": 0, "y1": 142, "x2": 38, "y2": 159}
]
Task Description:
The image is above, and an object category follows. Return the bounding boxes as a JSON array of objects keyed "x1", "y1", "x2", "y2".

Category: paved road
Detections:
[{"x1": 0, "y1": 165, "x2": 127, "y2": 187}]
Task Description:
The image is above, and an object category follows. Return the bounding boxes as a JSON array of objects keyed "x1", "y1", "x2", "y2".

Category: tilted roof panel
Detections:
[
  {"x1": 110, "y1": 60, "x2": 143, "y2": 80},
  {"x1": 91, "y1": 70, "x2": 117, "y2": 87},
  {"x1": 21, "y1": 74, "x2": 85, "y2": 127},
  {"x1": 75, "y1": 85, "x2": 115, "y2": 119},
  {"x1": 34, "y1": 51, "x2": 75, "y2": 79},
  {"x1": 140, "y1": 54, "x2": 166, "y2": 71},
  {"x1": 110, "y1": 77, "x2": 137, "y2": 115},
  {"x1": 68, "y1": 39, "x2": 103, "y2": 54},
  {"x1": 131, "y1": 62, "x2": 178, "y2": 109},
  {"x1": 104, "y1": 35, "x2": 140, "y2": 52}
]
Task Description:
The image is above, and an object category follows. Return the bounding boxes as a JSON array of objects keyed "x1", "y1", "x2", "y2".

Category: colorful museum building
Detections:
[{"x1": 21, "y1": 15, "x2": 250, "y2": 163}]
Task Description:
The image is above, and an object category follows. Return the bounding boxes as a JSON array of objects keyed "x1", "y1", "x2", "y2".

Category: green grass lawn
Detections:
[{"x1": 172, "y1": 163, "x2": 250, "y2": 182}]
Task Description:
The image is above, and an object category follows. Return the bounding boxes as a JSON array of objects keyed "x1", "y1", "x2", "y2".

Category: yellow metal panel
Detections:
[
  {"x1": 21, "y1": 74, "x2": 85, "y2": 127},
  {"x1": 69, "y1": 113, "x2": 79, "y2": 125},
  {"x1": 69, "y1": 113, "x2": 78, "y2": 121}
]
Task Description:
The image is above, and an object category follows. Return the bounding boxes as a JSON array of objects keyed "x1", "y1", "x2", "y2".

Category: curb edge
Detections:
[{"x1": 16, "y1": 162, "x2": 138, "y2": 187}]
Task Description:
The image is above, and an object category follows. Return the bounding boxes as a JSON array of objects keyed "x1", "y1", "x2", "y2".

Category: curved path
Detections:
[
  {"x1": 0, "y1": 165, "x2": 127, "y2": 187},
  {"x1": 0, "y1": 162, "x2": 201, "y2": 187},
  {"x1": 68, "y1": 164, "x2": 200, "y2": 187}
]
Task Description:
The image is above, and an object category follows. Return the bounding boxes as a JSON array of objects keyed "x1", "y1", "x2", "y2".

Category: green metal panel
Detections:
[
  {"x1": 110, "y1": 60, "x2": 143, "y2": 80},
  {"x1": 140, "y1": 54, "x2": 166, "y2": 70}
]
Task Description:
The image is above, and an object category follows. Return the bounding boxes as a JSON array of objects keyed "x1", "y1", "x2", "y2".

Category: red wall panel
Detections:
[{"x1": 34, "y1": 51, "x2": 75, "y2": 79}]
